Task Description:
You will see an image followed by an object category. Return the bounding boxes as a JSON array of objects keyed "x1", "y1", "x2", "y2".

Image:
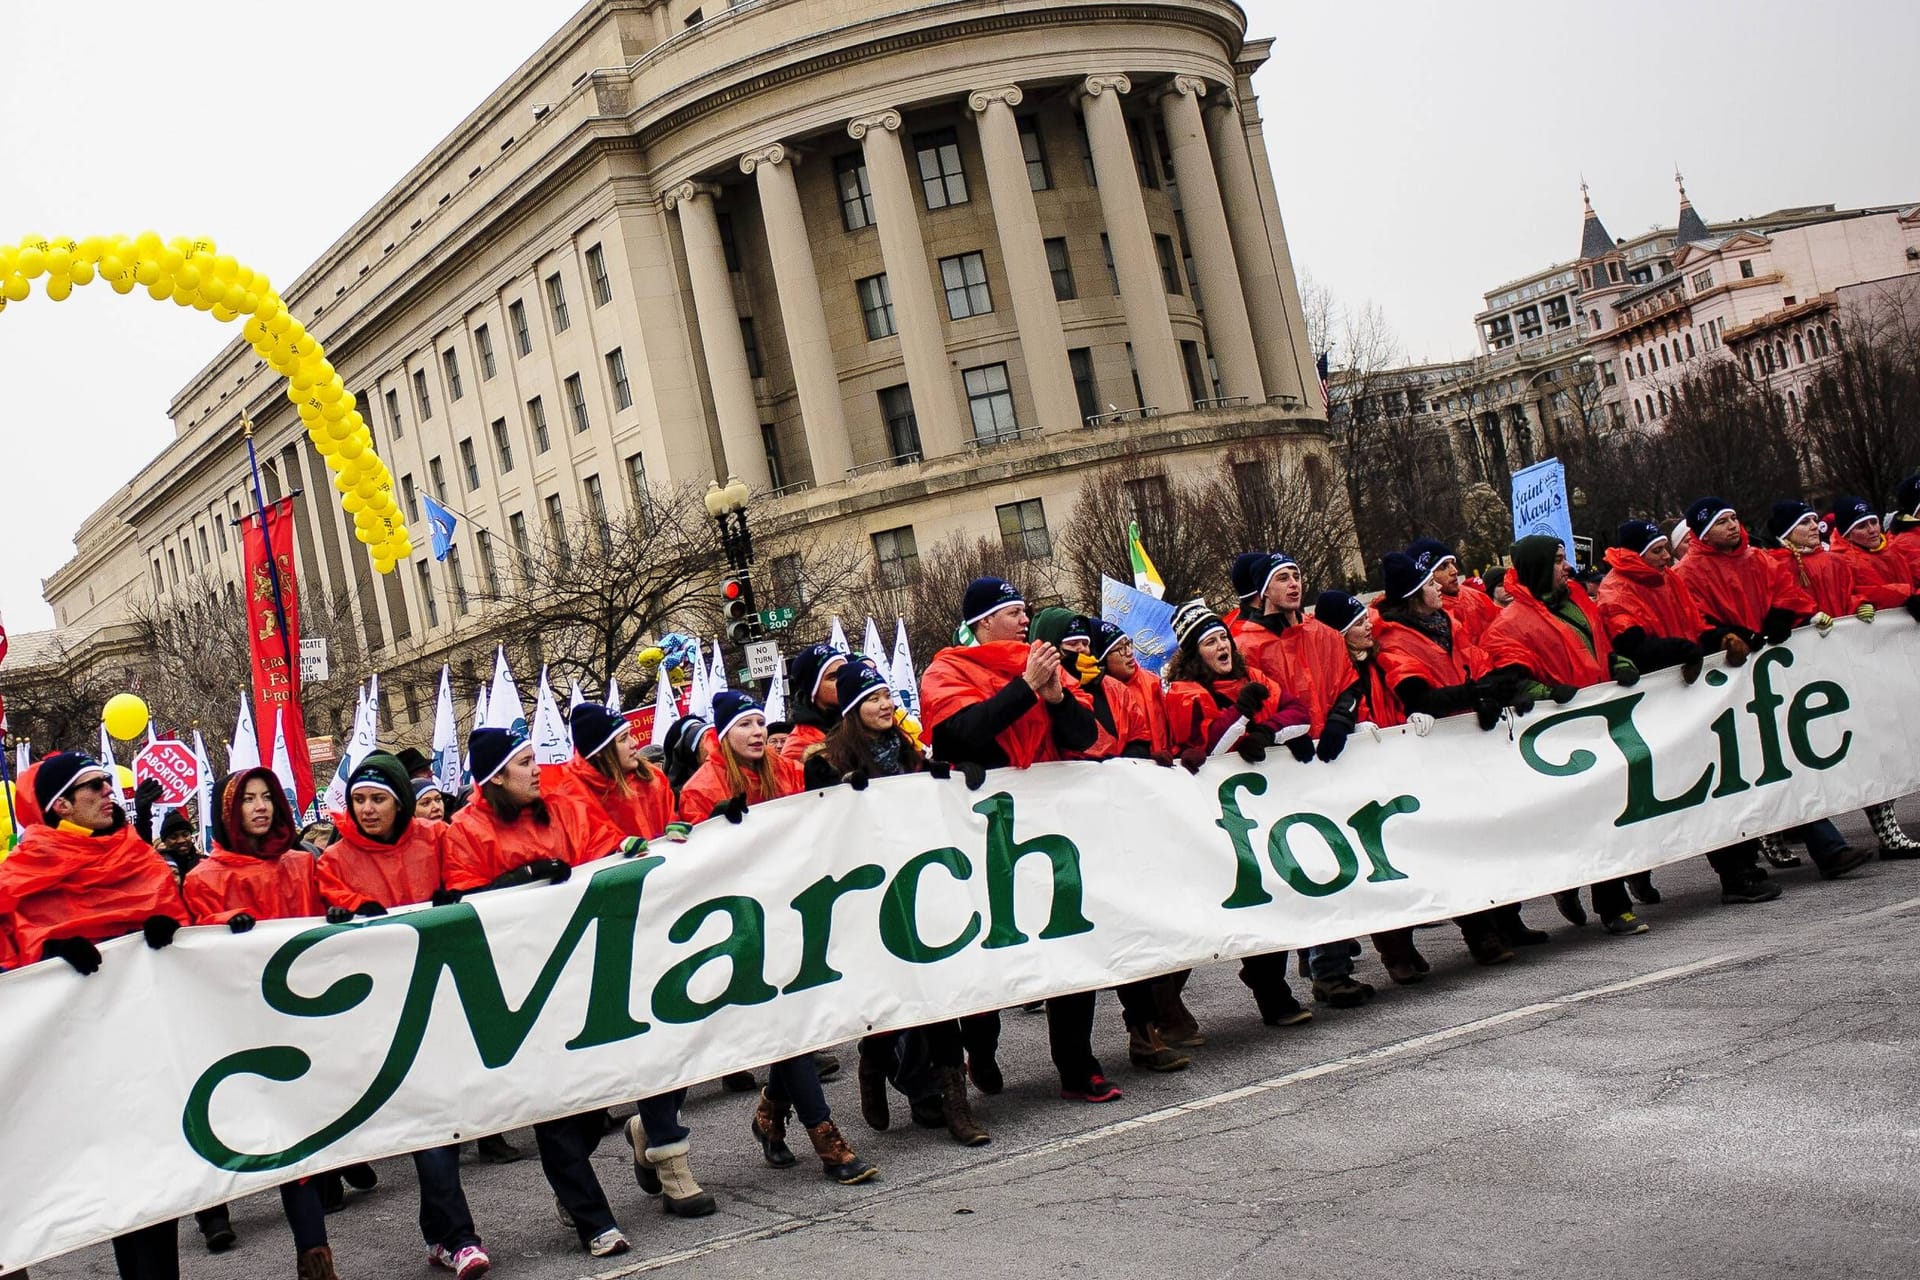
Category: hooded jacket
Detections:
[
  {"x1": 922, "y1": 640, "x2": 1097, "y2": 769},
  {"x1": 0, "y1": 818, "x2": 187, "y2": 967},
  {"x1": 1371, "y1": 607, "x2": 1480, "y2": 711},
  {"x1": 319, "y1": 751, "x2": 447, "y2": 910},
  {"x1": 1482, "y1": 570, "x2": 1614, "y2": 689},
  {"x1": 676, "y1": 750, "x2": 803, "y2": 825},
  {"x1": 182, "y1": 768, "x2": 324, "y2": 924},
  {"x1": 1440, "y1": 582, "x2": 1502, "y2": 648},
  {"x1": 1828, "y1": 532, "x2": 1916, "y2": 610},
  {"x1": 1762, "y1": 544, "x2": 1860, "y2": 617},
  {"x1": 441, "y1": 786, "x2": 625, "y2": 892},
  {"x1": 1230, "y1": 611, "x2": 1355, "y2": 735},
  {"x1": 1031, "y1": 607, "x2": 1134, "y2": 760},
  {"x1": 1120, "y1": 663, "x2": 1172, "y2": 756},
  {"x1": 541, "y1": 753, "x2": 677, "y2": 841},
  {"x1": 1597, "y1": 547, "x2": 1709, "y2": 643},
  {"x1": 1165, "y1": 663, "x2": 1309, "y2": 755},
  {"x1": 1672, "y1": 524, "x2": 1815, "y2": 635}
]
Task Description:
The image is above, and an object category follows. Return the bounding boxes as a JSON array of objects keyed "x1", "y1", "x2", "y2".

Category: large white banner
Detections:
[{"x1": 3, "y1": 619, "x2": 1917, "y2": 1269}]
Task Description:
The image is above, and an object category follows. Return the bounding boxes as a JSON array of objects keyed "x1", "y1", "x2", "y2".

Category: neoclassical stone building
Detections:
[{"x1": 45, "y1": 0, "x2": 1332, "y2": 726}]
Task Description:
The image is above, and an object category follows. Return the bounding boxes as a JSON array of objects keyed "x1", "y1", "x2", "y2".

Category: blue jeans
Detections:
[
  {"x1": 534, "y1": 1111, "x2": 615, "y2": 1245},
  {"x1": 1307, "y1": 940, "x2": 1360, "y2": 980},
  {"x1": 412, "y1": 1144, "x2": 480, "y2": 1251},
  {"x1": 766, "y1": 1055, "x2": 831, "y2": 1128},
  {"x1": 1790, "y1": 819, "x2": 1848, "y2": 859},
  {"x1": 633, "y1": 1088, "x2": 690, "y2": 1148}
]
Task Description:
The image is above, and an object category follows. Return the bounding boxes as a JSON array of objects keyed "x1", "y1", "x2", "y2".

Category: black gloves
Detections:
[
  {"x1": 1760, "y1": 608, "x2": 1797, "y2": 646},
  {"x1": 228, "y1": 913, "x2": 256, "y2": 934},
  {"x1": 1233, "y1": 724, "x2": 1273, "y2": 764},
  {"x1": 1316, "y1": 712, "x2": 1354, "y2": 762},
  {"x1": 1548, "y1": 684, "x2": 1580, "y2": 705},
  {"x1": 842, "y1": 768, "x2": 870, "y2": 792},
  {"x1": 925, "y1": 760, "x2": 952, "y2": 780},
  {"x1": 529, "y1": 857, "x2": 572, "y2": 883},
  {"x1": 43, "y1": 937, "x2": 102, "y2": 975},
  {"x1": 1681, "y1": 656, "x2": 1704, "y2": 685},
  {"x1": 1286, "y1": 734, "x2": 1317, "y2": 764},
  {"x1": 1233, "y1": 683, "x2": 1270, "y2": 718},
  {"x1": 1906, "y1": 595, "x2": 1920, "y2": 623},
  {"x1": 1474, "y1": 698, "x2": 1504, "y2": 731},
  {"x1": 325, "y1": 906, "x2": 354, "y2": 925},
  {"x1": 355, "y1": 902, "x2": 387, "y2": 918},
  {"x1": 134, "y1": 778, "x2": 164, "y2": 807},
  {"x1": 430, "y1": 887, "x2": 463, "y2": 907},
  {"x1": 1151, "y1": 752, "x2": 1176, "y2": 769},
  {"x1": 958, "y1": 761, "x2": 987, "y2": 791},
  {"x1": 143, "y1": 915, "x2": 179, "y2": 950},
  {"x1": 1177, "y1": 744, "x2": 1209, "y2": 774},
  {"x1": 716, "y1": 795, "x2": 749, "y2": 825},
  {"x1": 1611, "y1": 655, "x2": 1640, "y2": 687}
]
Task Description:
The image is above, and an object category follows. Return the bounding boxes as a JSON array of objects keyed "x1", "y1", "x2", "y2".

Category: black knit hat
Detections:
[
  {"x1": 961, "y1": 576, "x2": 1024, "y2": 626},
  {"x1": 1089, "y1": 618, "x2": 1129, "y2": 661},
  {"x1": 569, "y1": 702, "x2": 627, "y2": 759},
  {"x1": 348, "y1": 751, "x2": 417, "y2": 835},
  {"x1": 1615, "y1": 519, "x2": 1666, "y2": 557},
  {"x1": 1231, "y1": 551, "x2": 1295, "y2": 602},
  {"x1": 1172, "y1": 600, "x2": 1228, "y2": 656},
  {"x1": 1380, "y1": 552, "x2": 1435, "y2": 604},
  {"x1": 1314, "y1": 590, "x2": 1367, "y2": 634},
  {"x1": 33, "y1": 751, "x2": 109, "y2": 812},
  {"x1": 1406, "y1": 538, "x2": 1457, "y2": 576},
  {"x1": 1685, "y1": 496, "x2": 1735, "y2": 540},
  {"x1": 468, "y1": 726, "x2": 529, "y2": 787},
  {"x1": 1764, "y1": 501, "x2": 1818, "y2": 546},
  {"x1": 1832, "y1": 494, "x2": 1877, "y2": 537},
  {"x1": 1896, "y1": 473, "x2": 1920, "y2": 519},
  {"x1": 786, "y1": 642, "x2": 844, "y2": 705},
  {"x1": 711, "y1": 689, "x2": 764, "y2": 741},
  {"x1": 835, "y1": 660, "x2": 892, "y2": 718},
  {"x1": 159, "y1": 808, "x2": 196, "y2": 839}
]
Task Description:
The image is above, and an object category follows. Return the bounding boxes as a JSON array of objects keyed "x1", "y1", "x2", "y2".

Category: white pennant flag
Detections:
[
  {"x1": 650, "y1": 669, "x2": 676, "y2": 748},
  {"x1": 463, "y1": 685, "x2": 489, "y2": 789},
  {"x1": 98, "y1": 723, "x2": 124, "y2": 809},
  {"x1": 269, "y1": 709, "x2": 299, "y2": 814},
  {"x1": 228, "y1": 691, "x2": 262, "y2": 773},
  {"x1": 763, "y1": 652, "x2": 789, "y2": 726},
  {"x1": 15, "y1": 742, "x2": 27, "y2": 778},
  {"x1": 324, "y1": 683, "x2": 380, "y2": 813},
  {"x1": 431, "y1": 667, "x2": 461, "y2": 799},
  {"x1": 607, "y1": 676, "x2": 623, "y2": 713},
  {"x1": 688, "y1": 643, "x2": 713, "y2": 723},
  {"x1": 568, "y1": 679, "x2": 585, "y2": 710},
  {"x1": 532, "y1": 667, "x2": 570, "y2": 765},
  {"x1": 190, "y1": 730, "x2": 215, "y2": 855},
  {"x1": 828, "y1": 617, "x2": 850, "y2": 655},
  {"x1": 485, "y1": 647, "x2": 524, "y2": 731},
  {"x1": 709, "y1": 639, "x2": 729, "y2": 695},
  {"x1": 862, "y1": 617, "x2": 886, "y2": 665},
  {"x1": 889, "y1": 617, "x2": 920, "y2": 717}
]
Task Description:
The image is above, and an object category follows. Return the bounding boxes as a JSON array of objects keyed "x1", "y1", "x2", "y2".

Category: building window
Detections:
[
  {"x1": 684, "y1": 6, "x2": 702, "y2": 25},
  {"x1": 214, "y1": 509, "x2": 228, "y2": 551},
  {"x1": 1127, "y1": 342, "x2": 1145, "y2": 408},
  {"x1": 1018, "y1": 115, "x2": 1051, "y2": 191},
  {"x1": 476, "y1": 324, "x2": 496, "y2": 378},
  {"x1": 1124, "y1": 474, "x2": 1173, "y2": 532},
  {"x1": 401, "y1": 474, "x2": 419, "y2": 522},
  {"x1": 878, "y1": 384, "x2": 921, "y2": 461},
  {"x1": 1180, "y1": 341, "x2": 1208, "y2": 403},
  {"x1": 1692, "y1": 270, "x2": 1713, "y2": 292},
  {"x1": 439, "y1": 349, "x2": 464, "y2": 402},
  {"x1": 385, "y1": 388, "x2": 404, "y2": 438},
  {"x1": 564, "y1": 373, "x2": 591, "y2": 433},
  {"x1": 417, "y1": 562, "x2": 438, "y2": 628},
  {"x1": 835, "y1": 153, "x2": 874, "y2": 231},
  {"x1": 1074, "y1": 114, "x2": 1097, "y2": 184},
  {"x1": 196, "y1": 525, "x2": 210, "y2": 565},
  {"x1": 545, "y1": 493, "x2": 566, "y2": 541},
  {"x1": 761, "y1": 423, "x2": 786, "y2": 490},
  {"x1": 1129, "y1": 118, "x2": 1159, "y2": 188},
  {"x1": 717, "y1": 212, "x2": 741, "y2": 272},
  {"x1": 940, "y1": 251, "x2": 992, "y2": 319},
  {"x1": 772, "y1": 552, "x2": 808, "y2": 606},
  {"x1": 459, "y1": 438, "x2": 480, "y2": 491},
  {"x1": 1792, "y1": 334, "x2": 1806, "y2": 364},
  {"x1": 625, "y1": 451, "x2": 650, "y2": 509},
  {"x1": 545, "y1": 273, "x2": 570, "y2": 332},
  {"x1": 1685, "y1": 332, "x2": 1696, "y2": 358},
  {"x1": 477, "y1": 529, "x2": 500, "y2": 594},
  {"x1": 509, "y1": 299, "x2": 532, "y2": 354},
  {"x1": 914, "y1": 128, "x2": 969, "y2": 209},
  {"x1": 1155, "y1": 234, "x2": 1183, "y2": 295},
  {"x1": 872, "y1": 525, "x2": 920, "y2": 586},
  {"x1": 447, "y1": 546, "x2": 469, "y2": 615},
  {"x1": 605, "y1": 347, "x2": 632, "y2": 409},
  {"x1": 1739, "y1": 259, "x2": 1755, "y2": 279},
  {"x1": 586, "y1": 243, "x2": 611, "y2": 306},
  {"x1": 1069, "y1": 347, "x2": 1099, "y2": 423},
  {"x1": 1045, "y1": 238, "x2": 1076, "y2": 301},
  {"x1": 856, "y1": 273, "x2": 896, "y2": 339},
  {"x1": 739, "y1": 317, "x2": 763, "y2": 378},
  {"x1": 509, "y1": 511, "x2": 530, "y2": 561},
  {"x1": 584, "y1": 473, "x2": 611, "y2": 552},
  {"x1": 1100, "y1": 234, "x2": 1118, "y2": 294},
  {"x1": 428, "y1": 456, "x2": 447, "y2": 502},
  {"x1": 491, "y1": 418, "x2": 514, "y2": 473},
  {"x1": 963, "y1": 362, "x2": 1018, "y2": 442},
  {"x1": 996, "y1": 498, "x2": 1051, "y2": 560},
  {"x1": 1589, "y1": 310, "x2": 1601, "y2": 330},
  {"x1": 528, "y1": 395, "x2": 550, "y2": 452}
]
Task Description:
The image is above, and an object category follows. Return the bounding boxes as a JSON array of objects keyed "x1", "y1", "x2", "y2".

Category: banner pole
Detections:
[{"x1": 242, "y1": 417, "x2": 300, "y2": 687}]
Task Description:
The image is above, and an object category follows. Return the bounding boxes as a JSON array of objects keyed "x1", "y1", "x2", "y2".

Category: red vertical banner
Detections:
[{"x1": 241, "y1": 497, "x2": 315, "y2": 811}]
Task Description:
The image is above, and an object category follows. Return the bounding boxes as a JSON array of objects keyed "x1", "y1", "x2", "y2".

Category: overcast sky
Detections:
[{"x1": 1, "y1": 0, "x2": 1914, "y2": 632}]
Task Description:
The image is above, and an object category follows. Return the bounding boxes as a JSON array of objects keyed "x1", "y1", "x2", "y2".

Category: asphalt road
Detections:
[{"x1": 29, "y1": 804, "x2": 1920, "y2": 1279}]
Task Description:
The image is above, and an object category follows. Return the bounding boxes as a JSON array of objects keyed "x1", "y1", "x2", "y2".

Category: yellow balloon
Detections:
[
  {"x1": 3, "y1": 275, "x2": 28, "y2": 302},
  {"x1": 114, "y1": 765, "x2": 136, "y2": 796},
  {"x1": 45, "y1": 276, "x2": 72, "y2": 302},
  {"x1": 102, "y1": 692, "x2": 151, "y2": 740},
  {"x1": 147, "y1": 279, "x2": 174, "y2": 301},
  {"x1": 69, "y1": 260, "x2": 95, "y2": 286}
]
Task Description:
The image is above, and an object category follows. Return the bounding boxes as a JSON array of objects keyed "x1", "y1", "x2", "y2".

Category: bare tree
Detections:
[
  {"x1": 1193, "y1": 438, "x2": 1361, "y2": 594},
  {"x1": 845, "y1": 533, "x2": 1064, "y2": 669},
  {"x1": 0, "y1": 634, "x2": 122, "y2": 754},
  {"x1": 1054, "y1": 452, "x2": 1226, "y2": 608},
  {"x1": 1796, "y1": 288, "x2": 1920, "y2": 507}
]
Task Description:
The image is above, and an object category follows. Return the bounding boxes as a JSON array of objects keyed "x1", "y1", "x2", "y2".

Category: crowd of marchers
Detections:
[{"x1": 6, "y1": 478, "x2": 1920, "y2": 1280}]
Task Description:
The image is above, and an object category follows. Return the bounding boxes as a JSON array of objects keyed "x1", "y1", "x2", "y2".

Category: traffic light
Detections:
[{"x1": 722, "y1": 574, "x2": 756, "y2": 644}]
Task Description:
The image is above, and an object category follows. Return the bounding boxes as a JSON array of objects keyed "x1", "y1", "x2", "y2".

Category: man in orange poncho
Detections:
[
  {"x1": 1408, "y1": 537, "x2": 1503, "y2": 650},
  {"x1": 780, "y1": 643, "x2": 848, "y2": 766},
  {"x1": 1228, "y1": 550, "x2": 1353, "y2": 734},
  {"x1": 1826, "y1": 494, "x2": 1920, "y2": 614}
]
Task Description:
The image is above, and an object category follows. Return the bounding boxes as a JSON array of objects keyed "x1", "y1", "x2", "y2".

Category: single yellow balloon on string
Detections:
[{"x1": 102, "y1": 693, "x2": 150, "y2": 740}]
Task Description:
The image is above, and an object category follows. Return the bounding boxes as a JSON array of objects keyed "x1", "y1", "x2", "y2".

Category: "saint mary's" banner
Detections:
[{"x1": 2, "y1": 618, "x2": 1916, "y2": 1269}]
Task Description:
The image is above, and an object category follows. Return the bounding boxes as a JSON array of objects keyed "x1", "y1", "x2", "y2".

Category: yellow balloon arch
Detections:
[{"x1": 0, "y1": 234, "x2": 411, "y2": 570}]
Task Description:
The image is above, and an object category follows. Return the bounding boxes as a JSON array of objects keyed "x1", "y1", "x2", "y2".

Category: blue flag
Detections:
[
  {"x1": 1510, "y1": 458, "x2": 1578, "y2": 569},
  {"x1": 422, "y1": 492, "x2": 458, "y2": 562},
  {"x1": 1100, "y1": 575, "x2": 1178, "y2": 676}
]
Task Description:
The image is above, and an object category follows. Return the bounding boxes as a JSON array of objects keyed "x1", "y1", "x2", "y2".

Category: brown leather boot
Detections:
[
  {"x1": 1152, "y1": 972, "x2": 1205, "y2": 1047},
  {"x1": 855, "y1": 1037, "x2": 890, "y2": 1131},
  {"x1": 1127, "y1": 1024, "x2": 1192, "y2": 1072},
  {"x1": 806, "y1": 1119, "x2": 878, "y2": 1184},
  {"x1": 751, "y1": 1088, "x2": 795, "y2": 1167},
  {"x1": 939, "y1": 1065, "x2": 990, "y2": 1147},
  {"x1": 297, "y1": 1245, "x2": 340, "y2": 1280}
]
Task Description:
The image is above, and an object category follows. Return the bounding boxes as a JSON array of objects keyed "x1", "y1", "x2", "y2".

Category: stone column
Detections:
[
  {"x1": 967, "y1": 85, "x2": 1081, "y2": 432},
  {"x1": 1212, "y1": 86, "x2": 1316, "y2": 406},
  {"x1": 1158, "y1": 77, "x2": 1263, "y2": 405},
  {"x1": 1076, "y1": 73, "x2": 1188, "y2": 413},
  {"x1": 667, "y1": 180, "x2": 769, "y2": 488},
  {"x1": 849, "y1": 109, "x2": 967, "y2": 458},
  {"x1": 741, "y1": 143, "x2": 852, "y2": 484}
]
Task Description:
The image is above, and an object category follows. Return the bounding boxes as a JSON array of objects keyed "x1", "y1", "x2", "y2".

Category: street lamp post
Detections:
[{"x1": 703, "y1": 476, "x2": 760, "y2": 691}]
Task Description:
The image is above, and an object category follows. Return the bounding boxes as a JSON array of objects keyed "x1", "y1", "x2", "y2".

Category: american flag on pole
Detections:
[{"x1": 1316, "y1": 351, "x2": 1332, "y2": 413}]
